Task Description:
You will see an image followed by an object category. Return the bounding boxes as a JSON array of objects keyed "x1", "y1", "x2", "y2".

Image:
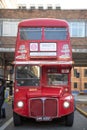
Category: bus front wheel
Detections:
[
  {"x1": 65, "y1": 112, "x2": 74, "y2": 126},
  {"x1": 13, "y1": 112, "x2": 22, "y2": 126}
]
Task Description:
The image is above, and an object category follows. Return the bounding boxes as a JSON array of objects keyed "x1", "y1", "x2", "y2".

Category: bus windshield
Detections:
[
  {"x1": 19, "y1": 27, "x2": 67, "y2": 40},
  {"x1": 16, "y1": 65, "x2": 40, "y2": 86}
]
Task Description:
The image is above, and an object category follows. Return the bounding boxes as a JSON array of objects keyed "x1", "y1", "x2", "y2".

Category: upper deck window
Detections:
[
  {"x1": 19, "y1": 27, "x2": 67, "y2": 40},
  {"x1": 20, "y1": 28, "x2": 42, "y2": 40},
  {"x1": 44, "y1": 27, "x2": 67, "y2": 40}
]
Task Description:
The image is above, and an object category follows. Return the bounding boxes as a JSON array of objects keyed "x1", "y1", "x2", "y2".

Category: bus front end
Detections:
[{"x1": 13, "y1": 18, "x2": 74, "y2": 126}]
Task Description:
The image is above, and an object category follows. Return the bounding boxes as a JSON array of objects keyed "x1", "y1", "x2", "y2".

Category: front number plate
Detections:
[{"x1": 36, "y1": 117, "x2": 52, "y2": 121}]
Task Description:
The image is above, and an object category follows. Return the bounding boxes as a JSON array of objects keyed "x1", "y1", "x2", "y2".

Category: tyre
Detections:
[
  {"x1": 65, "y1": 112, "x2": 74, "y2": 126},
  {"x1": 13, "y1": 112, "x2": 22, "y2": 126}
]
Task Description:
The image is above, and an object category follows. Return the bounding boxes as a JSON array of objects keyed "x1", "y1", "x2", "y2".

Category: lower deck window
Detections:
[
  {"x1": 16, "y1": 65, "x2": 40, "y2": 86},
  {"x1": 47, "y1": 73, "x2": 68, "y2": 86}
]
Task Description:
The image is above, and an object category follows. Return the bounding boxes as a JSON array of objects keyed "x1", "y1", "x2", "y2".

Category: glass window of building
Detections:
[
  {"x1": 86, "y1": 22, "x2": 87, "y2": 37},
  {"x1": 0, "y1": 22, "x2": 2, "y2": 36},
  {"x1": 74, "y1": 82, "x2": 77, "y2": 88},
  {"x1": 84, "y1": 83, "x2": 87, "y2": 89},
  {"x1": 74, "y1": 69, "x2": 77, "y2": 77},
  {"x1": 84, "y1": 69, "x2": 87, "y2": 77},
  {"x1": 3, "y1": 21, "x2": 19, "y2": 36},
  {"x1": 69, "y1": 22, "x2": 85, "y2": 37},
  {"x1": 0, "y1": 58, "x2": 3, "y2": 66}
]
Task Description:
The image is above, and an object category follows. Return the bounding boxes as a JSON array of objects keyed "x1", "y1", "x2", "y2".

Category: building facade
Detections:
[
  {"x1": 71, "y1": 67, "x2": 87, "y2": 93},
  {"x1": 0, "y1": 8, "x2": 87, "y2": 93}
]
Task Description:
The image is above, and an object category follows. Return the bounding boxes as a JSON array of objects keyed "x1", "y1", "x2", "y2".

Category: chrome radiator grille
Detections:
[{"x1": 29, "y1": 98, "x2": 58, "y2": 119}]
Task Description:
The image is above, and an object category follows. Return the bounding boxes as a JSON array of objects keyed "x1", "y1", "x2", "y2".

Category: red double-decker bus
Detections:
[{"x1": 13, "y1": 18, "x2": 74, "y2": 126}]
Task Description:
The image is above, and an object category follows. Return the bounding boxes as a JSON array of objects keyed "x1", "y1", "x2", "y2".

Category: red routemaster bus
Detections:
[{"x1": 13, "y1": 18, "x2": 74, "y2": 126}]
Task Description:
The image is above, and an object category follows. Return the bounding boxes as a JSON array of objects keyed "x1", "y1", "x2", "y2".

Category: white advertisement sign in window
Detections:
[
  {"x1": 40, "y1": 43, "x2": 56, "y2": 51},
  {"x1": 30, "y1": 52, "x2": 56, "y2": 56}
]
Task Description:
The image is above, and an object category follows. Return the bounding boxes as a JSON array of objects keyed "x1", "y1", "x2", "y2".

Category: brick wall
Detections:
[
  {"x1": 0, "y1": 37, "x2": 16, "y2": 48},
  {"x1": 0, "y1": 9, "x2": 87, "y2": 19}
]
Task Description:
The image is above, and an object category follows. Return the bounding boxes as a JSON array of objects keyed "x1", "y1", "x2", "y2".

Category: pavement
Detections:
[
  {"x1": 75, "y1": 94, "x2": 87, "y2": 117},
  {"x1": 0, "y1": 102, "x2": 12, "y2": 127}
]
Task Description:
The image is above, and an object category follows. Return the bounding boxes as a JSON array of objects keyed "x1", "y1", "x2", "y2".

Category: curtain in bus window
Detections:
[
  {"x1": 19, "y1": 28, "x2": 42, "y2": 40},
  {"x1": 44, "y1": 28, "x2": 67, "y2": 40}
]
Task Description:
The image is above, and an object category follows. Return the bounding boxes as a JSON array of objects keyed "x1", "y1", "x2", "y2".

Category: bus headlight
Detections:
[
  {"x1": 17, "y1": 101, "x2": 24, "y2": 108},
  {"x1": 63, "y1": 101, "x2": 70, "y2": 108}
]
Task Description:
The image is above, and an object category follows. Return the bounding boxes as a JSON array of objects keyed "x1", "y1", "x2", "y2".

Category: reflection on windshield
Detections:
[
  {"x1": 16, "y1": 65, "x2": 40, "y2": 86},
  {"x1": 48, "y1": 73, "x2": 68, "y2": 86}
]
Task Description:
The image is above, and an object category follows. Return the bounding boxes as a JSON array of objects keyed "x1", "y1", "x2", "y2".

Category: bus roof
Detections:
[{"x1": 18, "y1": 18, "x2": 68, "y2": 27}]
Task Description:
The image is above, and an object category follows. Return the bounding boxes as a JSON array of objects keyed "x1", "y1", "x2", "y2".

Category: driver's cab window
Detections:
[{"x1": 16, "y1": 65, "x2": 40, "y2": 86}]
